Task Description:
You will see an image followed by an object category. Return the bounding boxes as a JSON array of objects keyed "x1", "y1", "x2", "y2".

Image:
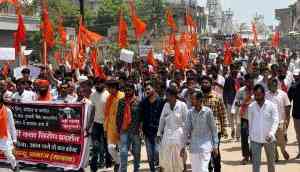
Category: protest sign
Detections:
[
  {"x1": 120, "y1": 49, "x2": 134, "y2": 63},
  {"x1": 0, "y1": 102, "x2": 88, "y2": 170},
  {"x1": 0, "y1": 48, "x2": 15, "y2": 61},
  {"x1": 139, "y1": 45, "x2": 153, "y2": 57}
]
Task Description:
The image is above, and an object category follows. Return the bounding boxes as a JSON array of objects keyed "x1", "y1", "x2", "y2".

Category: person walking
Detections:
[
  {"x1": 200, "y1": 76, "x2": 228, "y2": 172},
  {"x1": 0, "y1": 92, "x2": 19, "y2": 172},
  {"x1": 181, "y1": 91, "x2": 219, "y2": 172},
  {"x1": 157, "y1": 86, "x2": 188, "y2": 172},
  {"x1": 117, "y1": 82, "x2": 141, "y2": 172},
  {"x1": 139, "y1": 81, "x2": 165, "y2": 172},
  {"x1": 288, "y1": 69, "x2": 300, "y2": 159},
  {"x1": 248, "y1": 84, "x2": 279, "y2": 172}
]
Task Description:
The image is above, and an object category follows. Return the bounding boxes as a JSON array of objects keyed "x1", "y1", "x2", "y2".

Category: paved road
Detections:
[{"x1": 0, "y1": 121, "x2": 299, "y2": 172}]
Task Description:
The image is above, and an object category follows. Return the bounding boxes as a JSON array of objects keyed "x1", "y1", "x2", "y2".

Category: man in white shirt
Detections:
[
  {"x1": 89, "y1": 78, "x2": 111, "y2": 172},
  {"x1": 248, "y1": 84, "x2": 279, "y2": 172},
  {"x1": 12, "y1": 79, "x2": 36, "y2": 102},
  {"x1": 266, "y1": 79, "x2": 291, "y2": 161}
]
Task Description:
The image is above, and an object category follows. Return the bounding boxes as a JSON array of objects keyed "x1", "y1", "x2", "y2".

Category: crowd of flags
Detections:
[{"x1": 0, "y1": 0, "x2": 283, "y2": 75}]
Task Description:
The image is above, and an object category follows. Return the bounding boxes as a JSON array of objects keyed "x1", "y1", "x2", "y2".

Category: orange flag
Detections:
[
  {"x1": 79, "y1": 18, "x2": 103, "y2": 47},
  {"x1": 0, "y1": 0, "x2": 17, "y2": 5},
  {"x1": 118, "y1": 10, "x2": 128, "y2": 48},
  {"x1": 14, "y1": 14, "x2": 26, "y2": 55},
  {"x1": 58, "y1": 17, "x2": 67, "y2": 47},
  {"x1": 90, "y1": 48, "x2": 106, "y2": 79},
  {"x1": 1, "y1": 63, "x2": 10, "y2": 79},
  {"x1": 252, "y1": 22, "x2": 258, "y2": 44},
  {"x1": 147, "y1": 49, "x2": 157, "y2": 66},
  {"x1": 224, "y1": 41, "x2": 233, "y2": 65},
  {"x1": 41, "y1": 6, "x2": 55, "y2": 48},
  {"x1": 129, "y1": 0, "x2": 147, "y2": 39},
  {"x1": 185, "y1": 12, "x2": 196, "y2": 31},
  {"x1": 174, "y1": 41, "x2": 188, "y2": 70},
  {"x1": 272, "y1": 31, "x2": 280, "y2": 48},
  {"x1": 233, "y1": 34, "x2": 243, "y2": 52},
  {"x1": 166, "y1": 9, "x2": 177, "y2": 32}
]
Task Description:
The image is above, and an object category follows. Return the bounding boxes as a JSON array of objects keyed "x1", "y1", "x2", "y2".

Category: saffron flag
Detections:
[
  {"x1": 14, "y1": 14, "x2": 26, "y2": 55},
  {"x1": 147, "y1": 49, "x2": 157, "y2": 66},
  {"x1": 129, "y1": 0, "x2": 147, "y2": 39},
  {"x1": 58, "y1": 17, "x2": 67, "y2": 47},
  {"x1": 185, "y1": 13, "x2": 196, "y2": 29},
  {"x1": 224, "y1": 41, "x2": 233, "y2": 65},
  {"x1": 0, "y1": 0, "x2": 17, "y2": 5},
  {"x1": 166, "y1": 9, "x2": 177, "y2": 32},
  {"x1": 272, "y1": 31, "x2": 280, "y2": 48},
  {"x1": 79, "y1": 18, "x2": 103, "y2": 47},
  {"x1": 233, "y1": 34, "x2": 243, "y2": 52},
  {"x1": 53, "y1": 51, "x2": 63, "y2": 65},
  {"x1": 90, "y1": 48, "x2": 106, "y2": 79},
  {"x1": 252, "y1": 22, "x2": 258, "y2": 44},
  {"x1": 118, "y1": 10, "x2": 128, "y2": 48},
  {"x1": 41, "y1": 7, "x2": 55, "y2": 48},
  {"x1": 174, "y1": 41, "x2": 188, "y2": 70}
]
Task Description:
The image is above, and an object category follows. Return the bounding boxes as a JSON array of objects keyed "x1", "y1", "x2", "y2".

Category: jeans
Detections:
[
  {"x1": 294, "y1": 118, "x2": 300, "y2": 153},
  {"x1": 145, "y1": 136, "x2": 159, "y2": 172},
  {"x1": 241, "y1": 119, "x2": 251, "y2": 158},
  {"x1": 209, "y1": 133, "x2": 221, "y2": 172},
  {"x1": 251, "y1": 141, "x2": 276, "y2": 172},
  {"x1": 120, "y1": 132, "x2": 141, "y2": 172},
  {"x1": 90, "y1": 122, "x2": 112, "y2": 172}
]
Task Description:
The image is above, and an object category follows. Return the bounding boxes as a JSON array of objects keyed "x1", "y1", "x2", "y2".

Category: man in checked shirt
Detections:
[{"x1": 200, "y1": 76, "x2": 228, "y2": 172}]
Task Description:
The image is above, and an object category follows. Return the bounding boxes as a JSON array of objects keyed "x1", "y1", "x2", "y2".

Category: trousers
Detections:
[
  {"x1": 251, "y1": 141, "x2": 276, "y2": 172},
  {"x1": 191, "y1": 152, "x2": 211, "y2": 172}
]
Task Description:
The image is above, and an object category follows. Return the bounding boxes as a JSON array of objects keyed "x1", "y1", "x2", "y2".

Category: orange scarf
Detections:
[
  {"x1": 104, "y1": 93, "x2": 118, "y2": 130},
  {"x1": 122, "y1": 96, "x2": 133, "y2": 130},
  {"x1": 0, "y1": 105, "x2": 8, "y2": 139},
  {"x1": 38, "y1": 91, "x2": 53, "y2": 101}
]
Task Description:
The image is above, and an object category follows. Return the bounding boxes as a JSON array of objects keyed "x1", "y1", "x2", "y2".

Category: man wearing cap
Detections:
[{"x1": 288, "y1": 68, "x2": 300, "y2": 159}]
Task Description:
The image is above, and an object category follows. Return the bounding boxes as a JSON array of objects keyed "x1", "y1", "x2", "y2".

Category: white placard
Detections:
[
  {"x1": 0, "y1": 48, "x2": 15, "y2": 60},
  {"x1": 120, "y1": 49, "x2": 134, "y2": 63},
  {"x1": 209, "y1": 53, "x2": 218, "y2": 60},
  {"x1": 154, "y1": 53, "x2": 164, "y2": 62},
  {"x1": 139, "y1": 45, "x2": 153, "y2": 57}
]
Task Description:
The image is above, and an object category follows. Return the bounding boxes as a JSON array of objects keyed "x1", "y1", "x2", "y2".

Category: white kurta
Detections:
[
  {"x1": 0, "y1": 107, "x2": 17, "y2": 151},
  {"x1": 157, "y1": 100, "x2": 188, "y2": 172}
]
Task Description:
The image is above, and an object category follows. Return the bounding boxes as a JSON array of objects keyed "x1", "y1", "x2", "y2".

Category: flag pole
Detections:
[{"x1": 44, "y1": 41, "x2": 47, "y2": 67}]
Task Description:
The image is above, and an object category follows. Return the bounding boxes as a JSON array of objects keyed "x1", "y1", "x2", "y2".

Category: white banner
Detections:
[{"x1": 0, "y1": 48, "x2": 15, "y2": 61}]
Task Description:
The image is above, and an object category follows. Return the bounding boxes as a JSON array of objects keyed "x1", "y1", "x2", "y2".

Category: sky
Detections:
[{"x1": 196, "y1": 0, "x2": 297, "y2": 25}]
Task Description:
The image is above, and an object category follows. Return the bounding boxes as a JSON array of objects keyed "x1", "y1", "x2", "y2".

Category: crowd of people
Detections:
[{"x1": 0, "y1": 47, "x2": 300, "y2": 172}]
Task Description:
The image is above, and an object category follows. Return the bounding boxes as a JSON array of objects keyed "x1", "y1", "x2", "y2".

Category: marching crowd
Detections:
[{"x1": 0, "y1": 47, "x2": 300, "y2": 172}]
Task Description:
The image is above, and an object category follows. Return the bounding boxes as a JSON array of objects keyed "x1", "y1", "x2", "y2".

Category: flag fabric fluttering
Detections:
[
  {"x1": 41, "y1": 6, "x2": 55, "y2": 48},
  {"x1": 78, "y1": 18, "x2": 103, "y2": 47},
  {"x1": 58, "y1": 17, "x2": 67, "y2": 47},
  {"x1": 233, "y1": 34, "x2": 243, "y2": 52},
  {"x1": 1, "y1": 63, "x2": 10, "y2": 79},
  {"x1": 90, "y1": 48, "x2": 106, "y2": 79},
  {"x1": 174, "y1": 40, "x2": 188, "y2": 70},
  {"x1": 185, "y1": 12, "x2": 196, "y2": 31},
  {"x1": 118, "y1": 10, "x2": 128, "y2": 48},
  {"x1": 272, "y1": 31, "x2": 280, "y2": 48},
  {"x1": 14, "y1": 13, "x2": 26, "y2": 55},
  {"x1": 128, "y1": 0, "x2": 147, "y2": 40},
  {"x1": 147, "y1": 49, "x2": 157, "y2": 66},
  {"x1": 252, "y1": 22, "x2": 258, "y2": 44},
  {"x1": 0, "y1": 0, "x2": 17, "y2": 5},
  {"x1": 224, "y1": 41, "x2": 233, "y2": 65},
  {"x1": 166, "y1": 8, "x2": 177, "y2": 32}
]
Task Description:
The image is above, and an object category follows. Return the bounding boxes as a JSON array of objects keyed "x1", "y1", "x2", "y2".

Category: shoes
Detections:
[
  {"x1": 283, "y1": 151, "x2": 290, "y2": 160},
  {"x1": 114, "y1": 164, "x2": 120, "y2": 172},
  {"x1": 13, "y1": 166, "x2": 20, "y2": 172},
  {"x1": 241, "y1": 157, "x2": 249, "y2": 165}
]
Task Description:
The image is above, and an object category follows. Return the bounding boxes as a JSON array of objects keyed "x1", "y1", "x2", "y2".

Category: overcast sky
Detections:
[{"x1": 196, "y1": 0, "x2": 297, "y2": 25}]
